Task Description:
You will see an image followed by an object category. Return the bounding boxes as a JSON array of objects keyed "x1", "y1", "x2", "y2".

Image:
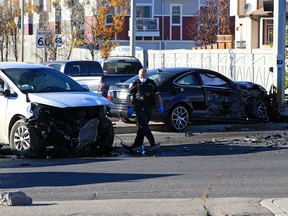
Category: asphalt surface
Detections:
[{"x1": 1, "y1": 120, "x2": 288, "y2": 215}]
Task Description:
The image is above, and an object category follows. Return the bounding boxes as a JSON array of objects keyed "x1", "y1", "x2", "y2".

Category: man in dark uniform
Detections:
[{"x1": 125, "y1": 68, "x2": 164, "y2": 154}]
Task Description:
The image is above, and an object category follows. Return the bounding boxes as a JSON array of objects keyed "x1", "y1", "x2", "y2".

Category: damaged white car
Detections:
[{"x1": 0, "y1": 62, "x2": 114, "y2": 158}]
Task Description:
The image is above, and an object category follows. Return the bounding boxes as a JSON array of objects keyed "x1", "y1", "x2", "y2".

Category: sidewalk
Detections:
[
  {"x1": 0, "y1": 197, "x2": 287, "y2": 215},
  {"x1": 261, "y1": 198, "x2": 288, "y2": 216}
]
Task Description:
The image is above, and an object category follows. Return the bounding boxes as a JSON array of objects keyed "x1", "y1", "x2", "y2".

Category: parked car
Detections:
[
  {"x1": 97, "y1": 56, "x2": 143, "y2": 97},
  {"x1": 0, "y1": 62, "x2": 114, "y2": 158},
  {"x1": 107, "y1": 67, "x2": 270, "y2": 131},
  {"x1": 41, "y1": 60, "x2": 104, "y2": 93}
]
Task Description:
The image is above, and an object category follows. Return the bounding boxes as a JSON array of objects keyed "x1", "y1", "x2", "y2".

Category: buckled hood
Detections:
[{"x1": 27, "y1": 92, "x2": 113, "y2": 108}]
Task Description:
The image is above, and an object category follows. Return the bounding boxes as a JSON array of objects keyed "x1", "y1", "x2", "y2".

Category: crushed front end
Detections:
[{"x1": 27, "y1": 103, "x2": 114, "y2": 157}]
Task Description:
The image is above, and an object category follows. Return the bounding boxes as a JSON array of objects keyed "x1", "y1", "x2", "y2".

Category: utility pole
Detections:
[
  {"x1": 273, "y1": 0, "x2": 286, "y2": 109},
  {"x1": 129, "y1": 0, "x2": 136, "y2": 57}
]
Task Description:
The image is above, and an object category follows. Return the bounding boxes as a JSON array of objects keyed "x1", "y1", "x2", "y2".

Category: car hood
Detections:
[
  {"x1": 27, "y1": 92, "x2": 113, "y2": 108},
  {"x1": 235, "y1": 81, "x2": 266, "y2": 92}
]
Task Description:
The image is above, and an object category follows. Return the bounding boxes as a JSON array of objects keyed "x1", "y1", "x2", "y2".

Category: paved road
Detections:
[{"x1": 0, "y1": 121, "x2": 288, "y2": 215}]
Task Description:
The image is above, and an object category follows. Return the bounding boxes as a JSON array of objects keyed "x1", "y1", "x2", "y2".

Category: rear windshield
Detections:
[{"x1": 103, "y1": 62, "x2": 142, "y2": 75}]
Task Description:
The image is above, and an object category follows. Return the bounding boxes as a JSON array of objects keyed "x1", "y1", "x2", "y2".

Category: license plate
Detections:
[{"x1": 117, "y1": 91, "x2": 127, "y2": 100}]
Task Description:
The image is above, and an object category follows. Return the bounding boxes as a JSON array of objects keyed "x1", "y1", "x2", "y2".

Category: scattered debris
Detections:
[
  {"x1": 0, "y1": 191, "x2": 32, "y2": 206},
  {"x1": 265, "y1": 133, "x2": 282, "y2": 140},
  {"x1": 185, "y1": 132, "x2": 201, "y2": 137}
]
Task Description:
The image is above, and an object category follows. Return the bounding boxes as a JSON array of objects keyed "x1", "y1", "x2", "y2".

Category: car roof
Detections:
[
  {"x1": 0, "y1": 62, "x2": 50, "y2": 69},
  {"x1": 98, "y1": 56, "x2": 141, "y2": 62},
  {"x1": 123, "y1": 67, "x2": 202, "y2": 84},
  {"x1": 42, "y1": 60, "x2": 99, "y2": 64},
  {"x1": 149, "y1": 67, "x2": 202, "y2": 74}
]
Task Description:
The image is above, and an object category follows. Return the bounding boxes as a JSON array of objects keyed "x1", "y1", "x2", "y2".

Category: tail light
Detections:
[
  {"x1": 107, "y1": 89, "x2": 111, "y2": 100},
  {"x1": 98, "y1": 80, "x2": 105, "y2": 92}
]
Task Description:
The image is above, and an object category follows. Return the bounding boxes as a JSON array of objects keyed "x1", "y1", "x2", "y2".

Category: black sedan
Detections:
[{"x1": 107, "y1": 67, "x2": 269, "y2": 131}]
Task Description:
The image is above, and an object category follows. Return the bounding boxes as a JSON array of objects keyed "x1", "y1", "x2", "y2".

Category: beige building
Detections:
[{"x1": 231, "y1": 0, "x2": 288, "y2": 49}]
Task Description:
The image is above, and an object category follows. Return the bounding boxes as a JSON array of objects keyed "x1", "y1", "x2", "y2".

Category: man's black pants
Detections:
[{"x1": 133, "y1": 107, "x2": 155, "y2": 147}]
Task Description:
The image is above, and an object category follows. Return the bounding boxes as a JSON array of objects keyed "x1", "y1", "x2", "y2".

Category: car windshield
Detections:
[
  {"x1": 124, "y1": 70, "x2": 171, "y2": 86},
  {"x1": 3, "y1": 68, "x2": 85, "y2": 93}
]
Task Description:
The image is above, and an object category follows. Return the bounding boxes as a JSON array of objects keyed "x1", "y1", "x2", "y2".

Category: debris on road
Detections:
[{"x1": 0, "y1": 191, "x2": 32, "y2": 206}]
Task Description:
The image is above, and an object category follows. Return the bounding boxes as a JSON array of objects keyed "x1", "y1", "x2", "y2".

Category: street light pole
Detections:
[{"x1": 21, "y1": 0, "x2": 24, "y2": 62}]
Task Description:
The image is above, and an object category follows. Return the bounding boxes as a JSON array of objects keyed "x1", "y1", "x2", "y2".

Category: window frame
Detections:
[
  {"x1": 170, "y1": 4, "x2": 182, "y2": 26},
  {"x1": 105, "y1": 6, "x2": 115, "y2": 25},
  {"x1": 136, "y1": 4, "x2": 153, "y2": 18}
]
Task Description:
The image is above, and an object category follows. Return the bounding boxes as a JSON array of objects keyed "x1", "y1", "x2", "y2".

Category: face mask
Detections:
[{"x1": 139, "y1": 77, "x2": 147, "y2": 83}]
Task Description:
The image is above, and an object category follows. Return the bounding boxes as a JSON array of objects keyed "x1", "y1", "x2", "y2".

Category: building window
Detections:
[
  {"x1": 105, "y1": 7, "x2": 115, "y2": 25},
  {"x1": 136, "y1": 5, "x2": 152, "y2": 18},
  {"x1": 171, "y1": 5, "x2": 181, "y2": 25},
  {"x1": 262, "y1": 19, "x2": 273, "y2": 46}
]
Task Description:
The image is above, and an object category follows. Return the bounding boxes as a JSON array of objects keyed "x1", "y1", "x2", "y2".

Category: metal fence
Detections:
[{"x1": 147, "y1": 49, "x2": 274, "y2": 91}]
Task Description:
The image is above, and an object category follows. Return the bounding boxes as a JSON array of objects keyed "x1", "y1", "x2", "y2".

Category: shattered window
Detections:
[
  {"x1": 200, "y1": 73, "x2": 229, "y2": 87},
  {"x1": 149, "y1": 73, "x2": 171, "y2": 85},
  {"x1": 175, "y1": 74, "x2": 199, "y2": 85}
]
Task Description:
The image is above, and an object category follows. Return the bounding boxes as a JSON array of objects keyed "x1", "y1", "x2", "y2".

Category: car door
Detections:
[
  {"x1": 197, "y1": 71, "x2": 244, "y2": 119},
  {"x1": 0, "y1": 77, "x2": 8, "y2": 143},
  {"x1": 164, "y1": 72, "x2": 206, "y2": 116}
]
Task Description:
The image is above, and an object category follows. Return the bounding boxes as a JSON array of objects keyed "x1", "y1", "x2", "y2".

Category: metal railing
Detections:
[{"x1": 133, "y1": 18, "x2": 159, "y2": 31}]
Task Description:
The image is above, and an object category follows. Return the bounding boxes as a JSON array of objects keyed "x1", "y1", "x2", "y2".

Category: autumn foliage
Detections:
[{"x1": 86, "y1": 0, "x2": 130, "y2": 59}]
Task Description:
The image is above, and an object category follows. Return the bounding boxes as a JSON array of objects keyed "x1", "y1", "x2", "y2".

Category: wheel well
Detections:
[{"x1": 8, "y1": 115, "x2": 25, "y2": 139}]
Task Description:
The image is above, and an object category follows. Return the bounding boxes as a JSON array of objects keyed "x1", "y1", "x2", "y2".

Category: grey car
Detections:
[{"x1": 41, "y1": 60, "x2": 104, "y2": 93}]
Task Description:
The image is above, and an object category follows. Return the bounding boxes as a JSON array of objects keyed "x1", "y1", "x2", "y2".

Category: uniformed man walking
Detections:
[{"x1": 125, "y1": 68, "x2": 164, "y2": 154}]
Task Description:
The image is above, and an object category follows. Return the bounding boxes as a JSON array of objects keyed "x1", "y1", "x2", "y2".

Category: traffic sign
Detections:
[
  {"x1": 55, "y1": 37, "x2": 62, "y2": 47},
  {"x1": 37, "y1": 30, "x2": 52, "y2": 48}
]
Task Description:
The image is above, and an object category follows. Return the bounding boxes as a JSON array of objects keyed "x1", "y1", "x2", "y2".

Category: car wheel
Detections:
[
  {"x1": 120, "y1": 117, "x2": 137, "y2": 124},
  {"x1": 10, "y1": 119, "x2": 46, "y2": 158},
  {"x1": 167, "y1": 104, "x2": 190, "y2": 132},
  {"x1": 249, "y1": 97, "x2": 268, "y2": 120}
]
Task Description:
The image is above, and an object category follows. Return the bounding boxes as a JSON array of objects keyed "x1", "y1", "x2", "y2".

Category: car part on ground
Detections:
[
  {"x1": 107, "y1": 67, "x2": 273, "y2": 132},
  {"x1": 0, "y1": 62, "x2": 114, "y2": 158}
]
